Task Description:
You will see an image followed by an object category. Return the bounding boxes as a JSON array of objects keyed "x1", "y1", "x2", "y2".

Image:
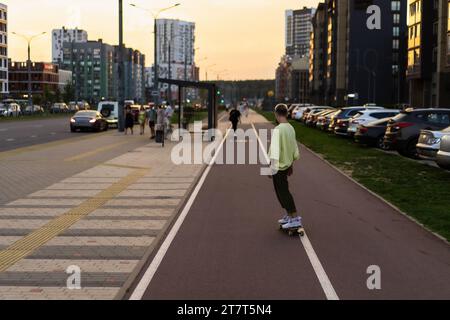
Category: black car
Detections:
[
  {"x1": 70, "y1": 111, "x2": 109, "y2": 132},
  {"x1": 384, "y1": 108, "x2": 450, "y2": 158},
  {"x1": 355, "y1": 118, "x2": 391, "y2": 149}
]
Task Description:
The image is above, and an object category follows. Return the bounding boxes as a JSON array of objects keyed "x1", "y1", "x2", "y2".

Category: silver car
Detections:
[
  {"x1": 437, "y1": 135, "x2": 450, "y2": 170},
  {"x1": 417, "y1": 126, "x2": 450, "y2": 159}
]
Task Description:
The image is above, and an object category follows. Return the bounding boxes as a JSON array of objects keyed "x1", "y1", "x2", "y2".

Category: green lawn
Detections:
[{"x1": 261, "y1": 111, "x2": 450, "y2": 241}]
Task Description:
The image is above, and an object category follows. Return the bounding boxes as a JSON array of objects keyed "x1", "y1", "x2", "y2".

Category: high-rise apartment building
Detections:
[
  {"x1": 52, "y1": 27, "x2": 88, "y2": 65},
  {"x1": 285, "y1": 7, "x2": 316, "y2": 57},
  {"x1": 319, "y1": 0, "x2": 407, "y2": 106},
  {"x1": 0, "y1": 3, "x2": 7, "y2": 98},
  {"x1": 407, "y1": 0, "x2": 450, "y2": 108}
]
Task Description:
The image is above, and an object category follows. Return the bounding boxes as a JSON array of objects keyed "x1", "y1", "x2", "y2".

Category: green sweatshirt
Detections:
[{"x1": 268, "y1": 123, "x2": 300, "y2": 171}]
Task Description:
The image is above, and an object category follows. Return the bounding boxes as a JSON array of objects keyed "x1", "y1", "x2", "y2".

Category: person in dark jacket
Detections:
[
  {"x1": 125, "y1": 106, "x2": 134, "y2": 135},
  {"x1": 229, "y1": 107, "x2": 241, "y2": 135}
]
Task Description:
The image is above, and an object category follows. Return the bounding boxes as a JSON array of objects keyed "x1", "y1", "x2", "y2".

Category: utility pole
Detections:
[{"x1": 118, "y1": 0, "x2": 125, "y2": 132}]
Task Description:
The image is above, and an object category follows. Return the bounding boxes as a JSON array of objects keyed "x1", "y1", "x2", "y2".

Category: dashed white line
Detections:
[
  {"x1": 251, "y1": 122, "x2": 339, "y2": 301},
  {"x1": 5, "y1": 138, "x2": 15, "y2": 142},
  {"x1": 130, "y1": 127, "x2": 232, "y2": 300}
]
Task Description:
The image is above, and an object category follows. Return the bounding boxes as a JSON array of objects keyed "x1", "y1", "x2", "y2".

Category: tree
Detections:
[{"x1": 62, "y1": 82, "x2": 75, "y2": 103}]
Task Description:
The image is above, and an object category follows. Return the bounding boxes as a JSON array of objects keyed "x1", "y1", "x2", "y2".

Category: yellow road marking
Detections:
[
  {"x1": 0, "y1": 130, "x2": 112, "y2": 161},
  {"x1": 64, "y1": 141, "x2": 129, "y2": 162},
  {"x1": 0, "y1": 168, "x2": 148, "y2": 272}
]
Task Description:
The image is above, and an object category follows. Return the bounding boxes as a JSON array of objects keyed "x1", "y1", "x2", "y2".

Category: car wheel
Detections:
[
  {"x1": 71, "y1": 127, "x2": 76, "y2": 133},
  {"x1": 399, "y1": 138, "x2": 419, "y2": 159},
  {"x1": 437, "y1": 163, "x2": 450, "y2": 170},
  {"x1": 376, "y1": 135, "x2": 388, "y2": 150}
]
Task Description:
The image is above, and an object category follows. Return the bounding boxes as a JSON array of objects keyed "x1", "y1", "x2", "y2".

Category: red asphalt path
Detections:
[{"x1": 134, "y1": 120, "x2": 450, "y2": 300}]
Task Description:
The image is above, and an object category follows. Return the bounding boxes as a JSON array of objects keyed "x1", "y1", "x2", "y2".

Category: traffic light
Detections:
[{"x1": 217, "y1": 90, "x2": 221, "y2": 96}]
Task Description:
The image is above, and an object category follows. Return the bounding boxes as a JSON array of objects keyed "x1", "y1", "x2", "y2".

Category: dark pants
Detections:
[
  {"x1": 231, "y1": 121, "x2": 238, "y2": 132},
  {"x1": 272, "y1": 169, "x2": 297, "y2": 215}
]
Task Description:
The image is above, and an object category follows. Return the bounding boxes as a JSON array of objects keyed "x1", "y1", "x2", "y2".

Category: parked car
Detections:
[
  {"x1": 301, "y1": 106, "x2": 333, "y2": 123},
  {"x1": 306, "y1": 109, "x2": 336, "y2": 127},
  {"x1": 347, "y1": 109, "x2": 400, "y2": 136},
  {"x1": 355, "y1": 118, "x2": 392, "y2": 149},
  {"x1": 437, "y1": 135, "x2": 450, "y2": 170},
  {"x1": 50, "y1": 103, "x2": 69, "y2": 114},
  {"x1": 70, "y1": 111, "x2": 109, "y2": 132},
  {"x1": 316, "y1": 110, "x2": 339, "y2": 131},
  {"x1": 77, "y1": 101, "x2": 91, "y2": 110},
  {"x1": 98, "y1": 101, "x2": 119, "y2": 128},
  {"x1": 330, "y1": 106, "x2": 383, "y2": 135},
  {"x1": 68, "y1": 102, "x2": 79, "y2": 113},
  {"x1": 384, "y1": 108, "x2": 450, "y2": 158},
  {"x1": 24, "y1": 105, "x2": 44, "y2": 115},
  {"x1": 0, "y1": 103, "x2": 22, "y2": 117},
  {"x1": 288, "y1": 104, "x2": 301, "y2": 119},
  {"x1": 292, "y1": 106, "x2": 308, "y2": 121},
  {"x1": 416, "y1": 126, "x2": 450, "y2": 159}
]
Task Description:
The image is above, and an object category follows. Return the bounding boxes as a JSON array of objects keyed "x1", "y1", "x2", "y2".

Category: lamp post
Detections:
[
  {"x1": 205, "y1": 64, "x2": 216, "y2": 82},
  {"x1": 130, "y1": 3, "x2": 180, "y2": 105},
  {"x1": 118, "y1": 0, "x2": 124, "y2": 132},
  {"x1": 12, "y1": 31, "x2": 47, "y2": 107},
  {"x1": 216, "y1": 69, "x2": 228, "y2": 81}
]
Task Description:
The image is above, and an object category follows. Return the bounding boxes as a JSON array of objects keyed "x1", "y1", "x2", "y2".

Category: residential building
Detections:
[
  {"x1": 275, "y1": 55, "x2": 292, "y2": 102},
  {"x1": 0, "y1": 3, "x2": 7, "y2": 98},
  {"x1": 285, "y1": 7, "x2": 316, "y2": 58},
  {"x1": 62, "y1": 39, "x2": 114, "y2": 104},
  {"x1": 58, "y1": 69, "x2": 72, "y2": 91},
  {"x1": 322, "y1": 0, "x2": 408, "y2": 107},
  {"x1": 154, "y1": 19, "x2": 196, "y2": 100},
  {"x1": 289, "y1": 56, "x2": 310, "y2": 103},
  {"x1": 113, "y1": 46, "x2": 146, "y2": 103},
  {"x1": 52, "y1": 27, "x2": 88, "y2": 66},
  {"x1": 407, "y1": 0, "x2": 450, "y2": 108},
  {"x1": 8, "y1": 62, "x2": 59, "y2": 99},
  {"x1": 309, "y1": 3, "x2": 328, "y2": 105}
]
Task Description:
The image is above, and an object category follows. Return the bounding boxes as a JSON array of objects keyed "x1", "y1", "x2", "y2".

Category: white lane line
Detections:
[
  {"x1": 30, "y1": 135, "x2": 38, "y2": 138},
  {"x1": 251, "y1": 122, "x2": 339, "y2": 301},
  {"x1": 0, "y1": 128, "x2": 8, "y2": 132},
  {"x1": 130, "y1": 127, "x2": 232, "y2": 300},
  {"x1": 5, "y1": 138, "x2": 15, "y2": 142}
]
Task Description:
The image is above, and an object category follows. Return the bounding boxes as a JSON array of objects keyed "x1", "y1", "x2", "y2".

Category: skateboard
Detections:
[{"x1": 279, "y1": 223, "x2": 305, "y2": 237}]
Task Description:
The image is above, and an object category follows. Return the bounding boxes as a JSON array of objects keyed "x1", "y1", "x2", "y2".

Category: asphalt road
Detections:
[
  {"x1": 0, "y1": 117, "x2": 91, "y2": 152},
  {"x1": 136, "y1": 117, "x2": 450, "y2": 300}
]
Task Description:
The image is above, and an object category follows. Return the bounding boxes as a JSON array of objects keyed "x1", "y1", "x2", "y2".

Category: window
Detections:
[
  {"x1": 393, "y1": 13, "x2": 400, "y2": 24},
  {"x1": 393, "y1": 39, "x2": 399, "y2": 49},
  {"x1": 392, "y1": 1, "x2": 401, "y2": 11},
  {"x1": 393, "y1": 26, "x2": 400, "y2": 37}
]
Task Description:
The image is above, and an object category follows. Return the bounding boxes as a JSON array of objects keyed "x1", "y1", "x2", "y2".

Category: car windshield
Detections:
[
  {"x1": 100, "y1": 104, "x2": 115, "y2": 111},
  {"x1": 75, "y1": 111, "x2": 97, "y2": 117}
]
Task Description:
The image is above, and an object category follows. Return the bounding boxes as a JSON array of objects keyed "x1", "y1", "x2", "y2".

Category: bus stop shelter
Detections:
[{"x1": 158, "y1": 78, "x2": 218, "y2": 131}]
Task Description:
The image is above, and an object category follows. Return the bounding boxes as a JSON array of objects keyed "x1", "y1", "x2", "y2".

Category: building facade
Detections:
[
  {"x1": 320, "y1": 0, "x2": 408, "y2": 107},
  {"x1": 407, "y1": 0, "x2": 450, "y2": 108},
  {"x1": 0, "y1": 3, "x2": 7, "y2": 98},
  {"x1": 153, "y1": 19, "x2": 196, "y2": 100},
  {"x1": 52, "y1": 27, "x2": 88, "y2": 66},
  {"x1": 309, "y1": 3, "x2": 328, "y2": 105},
  {"x1": 114, "y1": 46, "x2": 146, "y2": 103},
  {"x1": 275, "y1": 55, "x2": 292, "y2": 102},
  {"x1": 8, "y1": 62, "x2": 59, "y2": 99},
  {"x1": 62, "y1": 39, "x2": 114, "y2": 104},
  {"x1": 289, "y1": 56, "x2": 310, "y2": 103},
  {"x1": 285, "y1": 7, "x2": 316, "y2": 58}
]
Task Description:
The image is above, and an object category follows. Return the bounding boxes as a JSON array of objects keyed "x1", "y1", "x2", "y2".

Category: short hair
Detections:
[{"x1": 274, "y1": 104, "x2": 289, "y2": 117}]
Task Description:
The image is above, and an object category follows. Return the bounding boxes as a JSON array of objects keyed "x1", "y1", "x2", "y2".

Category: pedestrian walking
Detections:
[
  {"x1": 268, "y1": 104, "x2": 302, "y2": 232},
  {"x1": 138, "y1": 106, "x2": 147, "y2": 136},
  {"x1": 147, "y1": 105, "x2": 157, "y2": 139},
  {"x1": 229, "y1": 107, "x2": 241, "y2": 136},
  {"x1": 124, "y1": 106, "x2": 134, "y2": 135},
  {"x1": 155, "y1": 105, "x2": 166, "y2": 144}
]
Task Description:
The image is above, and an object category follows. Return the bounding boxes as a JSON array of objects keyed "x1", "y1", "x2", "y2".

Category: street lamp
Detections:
[
  {"x1": 12, "y1": 31, "x2": 47, "y2": 107},
  {"x1": 130, "y1": 3, "x2": 180, "y2": 104},
  {"x1": 205, "y1": 64, "x2": 216, "y2": 81},
  {"x1": 216, "y1": 69, "x2": 228, "y2": 81}
]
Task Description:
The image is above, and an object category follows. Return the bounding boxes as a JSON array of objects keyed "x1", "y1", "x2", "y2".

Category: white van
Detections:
[{"x1": 98, "y1": 101, "x2": 119, "y2": 127}]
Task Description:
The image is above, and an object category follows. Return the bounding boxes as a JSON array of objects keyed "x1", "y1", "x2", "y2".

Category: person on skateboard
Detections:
[{"x1": 268, "y1": 104, "x2": 302, "y2": 232}]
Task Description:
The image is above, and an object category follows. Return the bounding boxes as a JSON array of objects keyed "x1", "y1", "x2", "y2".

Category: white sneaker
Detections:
[
  {"x1": 282, "y1": 217, "x2": 303, "y2": 230},
  {"x1": 278, "y1": 215, "x2": 290, "y2": 225}
]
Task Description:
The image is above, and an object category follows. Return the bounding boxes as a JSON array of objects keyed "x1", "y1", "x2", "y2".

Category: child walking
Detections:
[{"x1": 268, "y1": 104, "x2": 302, "y2": 231}]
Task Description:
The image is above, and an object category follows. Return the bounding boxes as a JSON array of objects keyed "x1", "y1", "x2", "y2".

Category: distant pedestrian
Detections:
[
  {"x1": 138, "y1": 106, "x2": 147, "y2": 136},
  {"x1": 268, "y1": 104, "x2": 302, "y2": 231},
  {"x1": 155, "y1": 105, "x2": 166, "y2": 143},
  {"x1": 124, "y1": 106, "x2": 134, "y2": 135},
  {"x1": 147, "y1": 106, "x2": 157, "y2": 139},
  {"x1": 229, "y1": 107, "x2": 241, "y2": 135}
]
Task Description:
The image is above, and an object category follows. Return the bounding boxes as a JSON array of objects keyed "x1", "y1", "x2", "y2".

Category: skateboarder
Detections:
[{"x1": 268, "y1": 104, "x2": 302, "y2": 232}]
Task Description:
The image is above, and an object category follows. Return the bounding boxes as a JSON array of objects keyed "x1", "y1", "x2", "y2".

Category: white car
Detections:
[
  {"x1": 416, "y1": 126, "x2": 450, "y2": 159},
  {"x1": 292, "y1": 107, "x2": 309, "y2": 121},
  {"x1": 0, "y1": 103, "x2": 22, "y2": 117},
  {"x1": 347, "y1": 109, "x2": 400, "y2": 135},
  {"x1": 98, "y1": 101, "x2": 118, "y2": 127}
]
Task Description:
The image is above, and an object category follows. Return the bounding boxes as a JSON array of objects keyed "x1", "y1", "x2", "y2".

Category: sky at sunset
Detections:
[{"x1": 3, "y1": 0, "x2": 320, "y2": 80}]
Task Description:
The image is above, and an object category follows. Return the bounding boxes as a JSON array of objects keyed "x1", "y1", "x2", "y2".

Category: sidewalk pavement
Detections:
[{"x1": 0, "y1": 117, "x2": 229, "y2": 300}]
